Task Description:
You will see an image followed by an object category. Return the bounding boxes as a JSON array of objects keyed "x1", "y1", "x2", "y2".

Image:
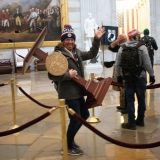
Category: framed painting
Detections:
[
  {"x1": 101, "y1": 26, "x2": 118, "y2": 45},
  {"x1": 0, "y1": 0, "x2": 68, "y2": 49}
]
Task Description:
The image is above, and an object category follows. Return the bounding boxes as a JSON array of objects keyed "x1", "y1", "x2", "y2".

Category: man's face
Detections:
[{"x1": 63, "y1": 38, "x2": 75, "y2": 51}]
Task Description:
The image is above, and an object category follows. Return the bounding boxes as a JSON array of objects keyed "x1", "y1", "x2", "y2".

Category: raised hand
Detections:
[{"x1": 95, "y1": 26, "x2": 105, "y2": 39}]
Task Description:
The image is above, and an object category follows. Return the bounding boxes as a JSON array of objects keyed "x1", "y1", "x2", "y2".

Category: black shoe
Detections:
[
  {"x1": 116, "y1": 106, "x2": 124, "y2": 110},
  {"x1": 121, "y1": 123, "x2": 136, "y2": 130},
  {"x1": 68, "y1": 148, "x2": 84, "y2": 156},
  {"x1": 136, "y1": 120, "x2": 144, "y2": 127},
  {"x1": 121, "y1": 109, "x2": 128, "y2": 114},
  {"x1": 73, "y1": 142, "x2": 80, "y2": 149},
  {"x1": 61, "y1": 148, "x2": 84, "y2": 156}
]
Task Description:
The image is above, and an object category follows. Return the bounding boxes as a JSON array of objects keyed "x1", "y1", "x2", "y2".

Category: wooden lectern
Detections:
[
  {"x1": 23, "y1": 27, "x2": 48, "y2": 73},
  {"x1": 73, "y1": 75, "x2": 112, "y2": 108}
]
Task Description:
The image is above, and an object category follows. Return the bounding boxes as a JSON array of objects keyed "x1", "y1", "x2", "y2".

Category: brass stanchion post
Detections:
[
  {"x1": 59, "y1": 99, "x2": 68, "y2": 160},
  {"x1": 146, "y1": 73, "x2": 151, "y2": 110},
  {"x1": 10, "y1": 78, "x2": 18, "y2": 129},
  {"x1": 87, "y1": 73, "x2": 101, "y2": 123}
]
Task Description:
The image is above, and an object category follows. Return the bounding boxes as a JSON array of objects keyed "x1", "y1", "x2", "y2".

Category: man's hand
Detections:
[
  {"x1": 95, "y1": 26, "x2": 105, "y2": 39},
  {"x1": 69, "y1": 69, "x2": 78, "y2": 78},
  {"x1": 150, "y1": 76, "x2": 155, "y2": 85}
]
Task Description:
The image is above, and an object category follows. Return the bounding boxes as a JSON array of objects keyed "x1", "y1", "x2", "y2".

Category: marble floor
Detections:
[{"x1": 0, "y1": 65, "x2": 160, "y2": 160}]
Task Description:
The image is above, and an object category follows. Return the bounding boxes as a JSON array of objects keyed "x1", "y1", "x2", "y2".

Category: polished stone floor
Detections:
[{"x1": 0, "y1": 65, "x2": 160, "y2": 160}]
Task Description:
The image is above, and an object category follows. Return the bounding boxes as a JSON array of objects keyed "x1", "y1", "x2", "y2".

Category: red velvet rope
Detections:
[
  {"x1": 146, "y1": 83, "x2": 160, "y2": 89},
  {"x1": 68, "y1": 109, "x2": 160, "y2": 149},
  {"x1": 0, "y1": 83, "x2": 8, "y2": 87},
  {"x1": 0, "y1": 108, "x2": 58, "y2": 137},
  {"x1": 97, "y1": 77, "x2": 160, "y2": 89},
  {"x1": 17, "y1": 86, "x2": 55, "y2": 109},
  {"x1": 111, "y1": 81, "x2": 160, "y2": 89}
]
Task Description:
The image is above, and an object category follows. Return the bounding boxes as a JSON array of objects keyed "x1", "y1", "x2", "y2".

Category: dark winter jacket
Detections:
[{"x1": 141, "y1": 35, "x2": 158, "y2": 56}]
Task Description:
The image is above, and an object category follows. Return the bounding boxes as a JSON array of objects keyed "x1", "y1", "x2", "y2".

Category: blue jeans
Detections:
[
  {"x1": 65, "y1": 97, "x2": 90, "y2": 149},
  {"x1": 125, "y1": 77, "x2": 146, "y2": 125}
]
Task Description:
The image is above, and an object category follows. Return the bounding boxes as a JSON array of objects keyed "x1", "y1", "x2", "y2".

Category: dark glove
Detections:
[
  {"x1": 150, "y1": 76, "x2": 155, "y2": 84},
  {"x1": 117, "y1": 76, "x2": 123, "y2": 83}
]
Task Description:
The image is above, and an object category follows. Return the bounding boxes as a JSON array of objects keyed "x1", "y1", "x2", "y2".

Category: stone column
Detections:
[{"x1": 150, "y1": 0, "x2": 160, "y2": 64}]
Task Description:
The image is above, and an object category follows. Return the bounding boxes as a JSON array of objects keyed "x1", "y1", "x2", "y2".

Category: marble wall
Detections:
[
  {"x1": 150, "y1": 0, "x2": 160, "y2": 64},
  {"x1": 67, "y1": 0, "x2": 160, "y2": 64},
  {"x1": 68, "y1": 0, "x2": 117, "y2": 49},
  {"x1": 68, "y1": 0, "x2": 117, "y2": 63}
]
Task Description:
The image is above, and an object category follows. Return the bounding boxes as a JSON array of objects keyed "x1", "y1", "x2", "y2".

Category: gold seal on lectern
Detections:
[{"x1": 45, "y1": 51, "x2": 68, "y2": 76}]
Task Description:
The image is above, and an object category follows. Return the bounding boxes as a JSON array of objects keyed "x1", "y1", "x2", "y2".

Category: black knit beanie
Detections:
[{"x1": 61, "y1": 24, "x2": 76, "y2": 42}]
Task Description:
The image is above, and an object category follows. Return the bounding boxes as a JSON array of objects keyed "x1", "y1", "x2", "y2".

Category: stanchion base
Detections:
[
  {"x1": 11, "y1": 124, "x2": 19, "y2": 129},
  {"x1": 11, "y1": 125, "x2": 20, "y2": 135},
  {"x1": 87, "y1": 116, "x2": 101, "y2": 123}
]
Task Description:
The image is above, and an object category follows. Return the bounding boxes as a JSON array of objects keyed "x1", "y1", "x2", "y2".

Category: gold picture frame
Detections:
[{"x1": 0, "y1": 0, "x2": 68, "y2": 49}]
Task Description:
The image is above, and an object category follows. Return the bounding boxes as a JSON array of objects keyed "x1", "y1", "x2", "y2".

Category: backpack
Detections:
[
  {"x1": 141, "y1": 36, "x2": 153, "y2": 52},
  {"x1": 120, "y1": 43, "x2": 143, "y2": 80}
]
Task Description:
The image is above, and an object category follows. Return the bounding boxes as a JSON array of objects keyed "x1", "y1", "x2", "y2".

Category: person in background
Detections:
[
  {"x1": 27, "y1": 8, "x2": 38, "y2": 32},
  {"x1": 14, "y1": 8, "x2": 23, "y2": 32},
  {"x1": 48, "y1": 24, "x2": 105, "y2": 155},
  {"x1": 108, "y1": 34, "x2": 127, "y2": 114},
  {"x1": 116, "y1": 29, "x2": 155, "y2": 130},
  {"x1": 141, "y1": 28, "x2": 158, "y2": 68}
]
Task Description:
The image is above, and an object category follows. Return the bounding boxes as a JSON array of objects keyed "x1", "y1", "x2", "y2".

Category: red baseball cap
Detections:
[{"x1": 128, "y1": 29, "x2": 140, "y2": 38}]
